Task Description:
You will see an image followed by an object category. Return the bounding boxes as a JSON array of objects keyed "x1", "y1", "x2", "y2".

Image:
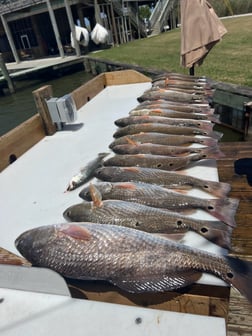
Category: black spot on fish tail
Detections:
[
  {"x1": 206, "y1": 198, "x2": 239, "y2": 228},
  {"x1": 225, "y1": 256, "x2": 252, "y2": 303},
  {"x1": 197, "y1": 220, "x2": 233, "y2": 250}
]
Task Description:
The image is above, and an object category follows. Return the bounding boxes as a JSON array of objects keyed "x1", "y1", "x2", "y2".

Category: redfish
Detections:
[
  {"x1": 15, "y1": 222, "x2": 252, "y2": 302},
  {"x1": 113, "y1": 123, "x2": 221, "y2": 139},
  {"x1": 103, "y1": 152, "x2": 221, "y2": 171},
  {"x1": 79, "y1": 182, "x2": 239, "y2": 227},
  {"x1": 137, "y1": 88, "x2": 207, "y2": 104},
  {"x1": 63, "y1": 184, "x2": 232, "y2": 249},
  {"x1": 114, "y1": 115, "x2": 214, "y2": 131},
  {"x1": 94, "y1": 166, "x2": 231, "y2": 198},
  {"x1": 111, "y1": 143, "x2": 224, "y2": 158},
  {"x1": 109, "y1": 133, "x2": 218, "y2": 148},
  {"x1": 129, "y1": 108, "x2": 214, "y2": 121}
]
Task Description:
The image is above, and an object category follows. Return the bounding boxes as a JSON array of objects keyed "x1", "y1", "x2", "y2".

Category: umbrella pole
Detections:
[{"x1": 189, "y1": 64, "x2": 195, "y2": 76}]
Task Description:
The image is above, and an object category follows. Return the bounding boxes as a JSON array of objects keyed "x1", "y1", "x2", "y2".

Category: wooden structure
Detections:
[{"x1": 0, "y1": 69, "x2": 252, "y2": 335}]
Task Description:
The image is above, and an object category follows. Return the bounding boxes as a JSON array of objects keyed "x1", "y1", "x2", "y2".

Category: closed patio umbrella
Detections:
[{"x1": 180, "y1": 0, "x2": 227, "y2": 75}]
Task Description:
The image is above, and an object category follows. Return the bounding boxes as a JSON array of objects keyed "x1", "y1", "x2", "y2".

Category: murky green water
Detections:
[{"x1": 0, "y1": 70, "x2": 94, "y2": 136}]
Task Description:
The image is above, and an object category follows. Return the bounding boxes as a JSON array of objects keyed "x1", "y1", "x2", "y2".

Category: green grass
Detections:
[{"x1": 88, "y1": 15, "x2": 252, "y2": 87}]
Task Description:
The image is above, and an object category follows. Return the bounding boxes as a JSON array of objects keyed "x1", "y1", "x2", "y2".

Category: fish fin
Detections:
[
  {"x1": 168, "y1": 188, "x2": 189, "y2": 194},
  {"x1": 115, "y1": 182, "x2": 136, "y2": 190},
  {"x1": 197, "y1": 147, "x2": 226, "y2": 159},
  {"x1": 225, "y1": 256, "x2": 252, "y2": 304},
  {"x1": 113, "y1": 271, "x2": 202, "y2": 293},
  {"x1": 201, "y1": 181, "x2": 231, "y2": 198},
  {"x1": 125, "y1": 137, "x2": 138, "y2": 145},
  {"x1": 196, "y1": 220, "x2": 233, "y2": 250},
  {"x1": 98, "y1": 152, "x2": 110, "y2": 159},
  {"x1": 89, "y1": 183, "x2": 103, "y2": 207},
  {"x1": 198, "y1": 137, "x2": 218, "y2": 147},
  {"x1": 123, "y1": 167, "x2": 141, "y2": 173},
  {"x1": 59, "y1": 224, "x2": 91, "y2": 241},
  {"x1": 207, "y1": 198, "x2": 239, "y2": 228},
  {"x1": 153, "y1": 233, "x2": 186, "y2": 242}
]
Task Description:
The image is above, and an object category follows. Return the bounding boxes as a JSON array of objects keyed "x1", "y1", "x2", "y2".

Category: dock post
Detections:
[
  {"x1": 45, "y1": 0, "x2": 65, "y2": 58},
  {"x1": 64, "y1": 0, "x2": 81, "y2": 57},
  {"x1": 33, "y1": 85, "x2": 57, "y2": 136},
  {"x1": 1, "y1": 15, "x2": 20, "y2": 64},
  {"x1": 0, "y1": 53, "x2": 15, "y2": 94}
]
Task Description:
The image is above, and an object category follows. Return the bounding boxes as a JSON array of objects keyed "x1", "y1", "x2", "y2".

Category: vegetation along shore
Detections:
[{"x1": 89, "y1": 15, "x2": 252, "y2": 87}]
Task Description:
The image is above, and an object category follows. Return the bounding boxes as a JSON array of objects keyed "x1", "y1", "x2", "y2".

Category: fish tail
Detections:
[
  {"x1": 209, "y1": 130, "x2": 224, "y2": 140},
  {"x1": 198, "y1": 146, "x2": 226, "y2": 159},
  {"x1": 207, "y1": 198, "x2": 239, "y2": 227},
  {"x1": 225, "y1": 256, "x2": 252, "y2": 303},
  {"x1": 201, "y1": 180, "x2": 231, "y2": 198},
  {"x1": 198, "y1": 220, "x2": 233, "y2": 250},
  {"x1": 197, "y1": 137, "x2": 218, "y2": 147}
]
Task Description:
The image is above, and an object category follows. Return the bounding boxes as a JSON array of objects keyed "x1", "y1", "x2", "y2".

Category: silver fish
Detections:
[
  {"x1": 15, "y1": 222, "x2": 252, "y2": 302},
  {"x1": 79, "y1": 182, "x2": 239, "y2": 227},
  {"x1": 94, "y1": 166, "x2": 231, "y2": 198},
  {"x1": 65, "y1": 152, "x2": 109, "y2": 191},
  {"x1": 63, "y1": 184, "x2": 233, "y2": 249}
]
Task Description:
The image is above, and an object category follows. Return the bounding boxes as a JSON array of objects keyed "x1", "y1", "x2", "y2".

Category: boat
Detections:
[{"x1": 0, "y1": 69, "x2": 249, "y2": 335}]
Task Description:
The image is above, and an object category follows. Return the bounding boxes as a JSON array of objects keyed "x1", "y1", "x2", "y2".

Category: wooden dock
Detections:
[{"x1": 217, "y1": 141, "x2": 252, "y2": 335}]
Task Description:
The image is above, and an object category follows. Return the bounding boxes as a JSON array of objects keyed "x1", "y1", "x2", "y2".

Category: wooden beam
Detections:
[{"x1": 32, "y1": 85, "x2": 57, "y2": 135}]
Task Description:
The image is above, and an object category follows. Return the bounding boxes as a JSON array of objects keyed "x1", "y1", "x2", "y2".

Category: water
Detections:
[
  {"x1": 0, "y1": 69, "x2": 244, "y2": 142},
  {"x1": 0, "y1": 70, "x2": 94, "y2": 136}
]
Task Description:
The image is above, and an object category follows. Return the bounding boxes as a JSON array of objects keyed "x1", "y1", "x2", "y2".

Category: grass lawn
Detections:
[{"x1": 88, "y1": 15, "x2": 252, "y2": 87}]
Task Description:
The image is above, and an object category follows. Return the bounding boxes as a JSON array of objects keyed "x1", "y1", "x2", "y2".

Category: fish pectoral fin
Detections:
[
  {"x1": 59, "y1": 224, "x2": 91, "y2": 241},
  {"x1": 112, "y1": 271, "x2": 202, "y2": 293}
]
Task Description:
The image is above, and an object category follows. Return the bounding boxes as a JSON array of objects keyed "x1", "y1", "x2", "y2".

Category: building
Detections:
[{"x1": 0, "y1": 0, "x2": 178, "y2": 63}]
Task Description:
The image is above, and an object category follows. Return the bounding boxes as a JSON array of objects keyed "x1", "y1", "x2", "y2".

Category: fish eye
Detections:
[
  {"x1": 200, "y1": 227, "x2": 208, "y2": 233},
  {"x1": 203, "y1": 185, "x2": 209, "y2": 189}
]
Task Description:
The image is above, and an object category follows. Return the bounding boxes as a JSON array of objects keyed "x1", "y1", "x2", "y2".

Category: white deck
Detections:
[
  {"x1": 1, "y1": 82, "x2": 225, "y2": 287},
  {"x1": 0, "y1": 287, "x2": 226, "y2": 336}
]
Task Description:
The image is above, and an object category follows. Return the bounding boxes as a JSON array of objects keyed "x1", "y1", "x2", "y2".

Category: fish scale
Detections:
[
  {"x1": 94, "y1": 166, "x2": 231, "y2": 198},
  {"x1": 15, "y1": 223, "x2": 252, "y2": 303},
  {"x1": 79, "y1": 182, "x2": 239, "y2": 227},
  {"x1": 63, "y1": 197, "x2": 233, "y2": 249}
]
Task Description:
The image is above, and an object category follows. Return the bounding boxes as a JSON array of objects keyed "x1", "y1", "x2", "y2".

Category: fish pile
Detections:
[{"x1": 15, "y1": 72, "x2": 252, "y2": 304}]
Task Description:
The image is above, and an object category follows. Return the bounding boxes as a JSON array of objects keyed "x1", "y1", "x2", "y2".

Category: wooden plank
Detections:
[
  {"x1": 32, "y1": 85, "x2": 56, "y2": 136},
  {"x1": 0, "y1": 114, "x2": 45, "y2": 172},
  {"x1": 104, "y1": 69, "x2": 151, "y2": 86},
  {"x1": 66, "y1": 280, "x2": 229, "y2": 320},
  {"x1": 71, "y1": 73, "x2": 106, "y2": 110}
]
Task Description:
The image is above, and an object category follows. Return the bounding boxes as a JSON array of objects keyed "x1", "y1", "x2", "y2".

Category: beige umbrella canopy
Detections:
[{"x1": 180, "y1": 0, "x2": 227, "y2": 74}]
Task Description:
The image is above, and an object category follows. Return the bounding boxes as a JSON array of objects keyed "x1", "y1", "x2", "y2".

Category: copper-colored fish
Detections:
[
  {"x1": 114, "y1": 115, "x2": 214, "y2": 131},
  {"x1": 15, "y1": 223, "x2": 252, "y2": 302},
  {"x1": 109, "y1": 133, "x2": 218, "y2": 148},
  {"x1": 94, "y1": 166, "x2": 231, "y2": 198},
  {"x1": 129, "y1": 108, "x2": 215, "y2": 121},
  {"x1": 136, "y1": 100, "x2": 212, "y2": 114},
  {"x1": 111, "y1": 143, "x2": 224, "y2": 158},
  {"x1": 79, "y1": 182, "x2": 239, "y2": 227},
  {"x1": 137, "y1": 88, "x2": 207, "y2": 104},
  {"x1": 104, "y1": 152, "x2": 221, "y2": 171},
  {"x1": 113, "y1": 123, "x2": 221, "y2": 139},
  {"x1": 63, "y1": 185, "x2": 232, "y2": 249}
]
